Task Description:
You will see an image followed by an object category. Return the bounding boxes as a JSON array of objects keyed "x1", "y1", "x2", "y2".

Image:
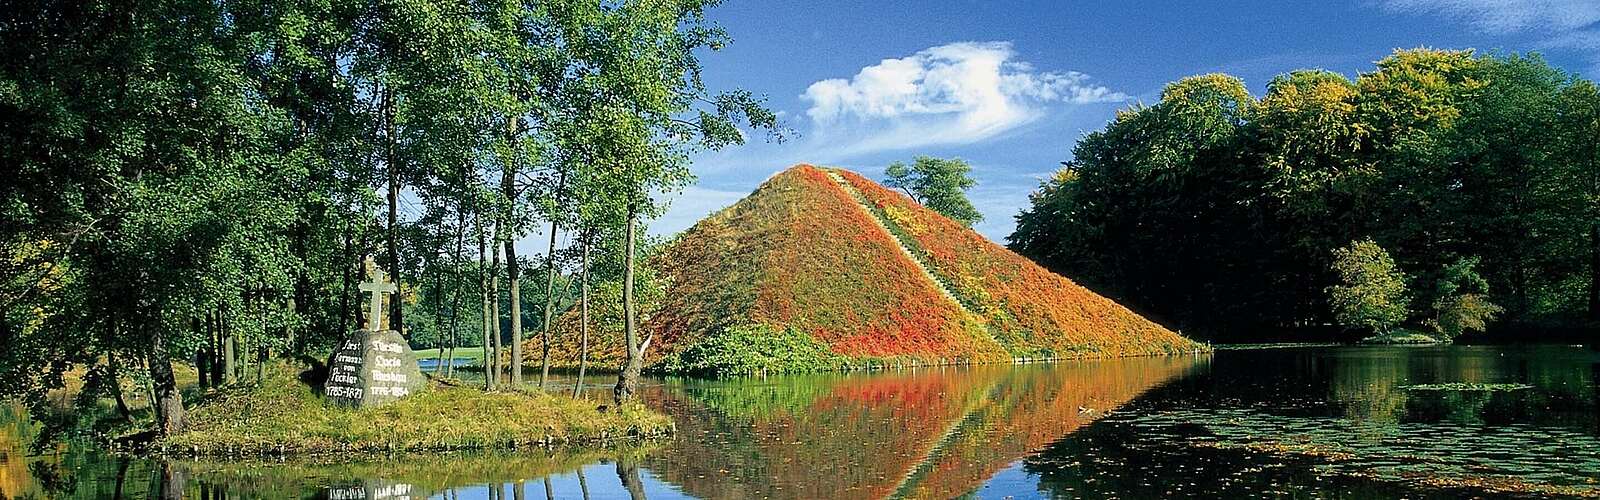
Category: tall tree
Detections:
[{"x1": 884, "y1": 156, "x2": 984, "y2": 226}]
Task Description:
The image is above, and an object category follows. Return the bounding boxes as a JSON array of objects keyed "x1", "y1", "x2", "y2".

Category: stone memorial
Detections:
[{"x1": 324, "y1": 257, "x2": 425, "y2": 408}]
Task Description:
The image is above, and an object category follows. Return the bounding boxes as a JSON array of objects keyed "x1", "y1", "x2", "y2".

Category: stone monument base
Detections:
[{"x1": 323, "y1": 329, "x2": 425, "y2": 408}]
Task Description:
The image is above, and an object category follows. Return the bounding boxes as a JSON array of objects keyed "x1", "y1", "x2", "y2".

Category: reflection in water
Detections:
[
  {"x1": 638, "y1": 356, "x2": 1202, "y2": 499},
  {"x1": 1022, "y1": 346, "x2": 1600, "y2": 499},
  {"x1": 0, "y1": 356, "x2": 1201, "y2": 499},
  {"x1": 7, "y1": 346, "x2": 1594, "y2": 499}
]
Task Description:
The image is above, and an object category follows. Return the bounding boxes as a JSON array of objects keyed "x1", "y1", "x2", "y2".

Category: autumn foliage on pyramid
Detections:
[{"x1": 534, "y1": 164, "x2": 1202, "y2": 374}]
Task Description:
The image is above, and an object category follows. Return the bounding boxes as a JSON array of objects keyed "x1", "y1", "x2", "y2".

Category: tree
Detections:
[
  {"x1": 884, "y1": 157, "x2": 984, "y2": 226},
  {"x1": 1011, "y1": 50, "x2": 1600, "y2": 339},
  {"x1": 1426, "y1": 257, "x2": 1503, "y2": 338},
  {"x1": 1327, "y1": 239, "x2": 1410, "y2": 335},
  {"x1": 538, "y1": 0, "x2": 779, "y2": 404}
]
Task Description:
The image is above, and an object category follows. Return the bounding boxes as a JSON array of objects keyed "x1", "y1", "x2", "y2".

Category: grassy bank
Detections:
[{"x1": 156, "y1": 363, "x2": 672, "y2": 456}]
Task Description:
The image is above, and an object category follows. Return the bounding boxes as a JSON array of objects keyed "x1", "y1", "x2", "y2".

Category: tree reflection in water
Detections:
[{"x1": 0, "y1": 355, "x2": 1204, "y2": 499}]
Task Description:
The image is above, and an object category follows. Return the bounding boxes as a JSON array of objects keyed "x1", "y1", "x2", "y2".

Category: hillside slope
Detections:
[{"x1": 531, "y1": 164, "x2": 1203, "y2": 375}]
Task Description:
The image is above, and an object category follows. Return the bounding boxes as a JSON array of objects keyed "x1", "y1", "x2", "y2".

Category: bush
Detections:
[
  {"x1": 1426, "y1": 257, "x2": 1503, "y2": 338},
  {"x1": 1327, "y1": 239, "x2": 1410, "y2": 335},
  {"x1": 661, "y1": 324, "x2": 844, "y2": 377}
]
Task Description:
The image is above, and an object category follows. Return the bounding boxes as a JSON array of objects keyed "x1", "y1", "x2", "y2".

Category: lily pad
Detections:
[{"x1": 1398, "y1": 383, "x2": 1533, "y2": 392}]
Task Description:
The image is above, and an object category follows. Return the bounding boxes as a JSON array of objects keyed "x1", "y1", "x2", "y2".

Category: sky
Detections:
[{"x1": 519, "y1": 0, "x2": 1600, "y2": 255}]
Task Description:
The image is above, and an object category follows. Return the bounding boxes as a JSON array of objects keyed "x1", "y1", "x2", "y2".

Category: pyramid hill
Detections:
[{"x1": 532, "y1": 164, "x2": 1203, "y2": 375}]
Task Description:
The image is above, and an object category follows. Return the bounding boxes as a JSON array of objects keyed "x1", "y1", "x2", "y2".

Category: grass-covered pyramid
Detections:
[{"x1": 536, "y1": 165, "x2": 1202, "y2": 375}]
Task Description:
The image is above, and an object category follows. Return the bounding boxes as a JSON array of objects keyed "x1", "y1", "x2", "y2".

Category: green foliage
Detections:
[
  {"x1": 661, "y1": 324, "x2": 844, "y2": 378},
  {"x1": 1327, "y1": 239, "x2": 1410, "y2": 335},
  {"x1": 884, "y1": 156, "x2": 984, "y2": 226},
  {"x1": 1426, "y1": 257, "x2": 1504, "y2": 338},
  {"x1": 1011, "y1": 49, "x2": 1600, "y2": 339}
]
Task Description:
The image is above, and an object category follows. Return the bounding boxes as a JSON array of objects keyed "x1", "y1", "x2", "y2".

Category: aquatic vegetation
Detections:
[
  {"x1": 1118, "y1": 407, "x2": 1600, "y2": 497},
  {"x1": 1399, "y1": 383, "x2": 1534, "y2": 392}
]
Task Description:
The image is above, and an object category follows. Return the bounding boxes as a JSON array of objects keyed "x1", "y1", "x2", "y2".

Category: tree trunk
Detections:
[
  {"x1": 194, "y1": 318, "x2": 210, "y2": 390},
  {"x1": 432, "y1": 251, "x2": 446, "y2": 375},
  {"x1": 149, "y1": 330, "x2": 186, "y2": 436},
  {"x1": 385, "y1": 87, "x2": 404, "y2": 336},
  {"x1": 616, "y1": 458, "x2": 647, "y2": 500},
  {"x1": 222, "y1": 309, "x2": 236, "y2": 385},
  {"x1": 577, "y1": 468, "x2": 591, "y2": 500},
  {"x1": 491, "y1": 223, "x2": 503, "y2": 389},
  {"x1": 107, "y1": 353, "x2": 133, "y2": 422},
  {"x1": 478, "y1": 215, "x2": 494, "y2": 391},
  {"x1": 615, "y1": 204, "x2": 642, "y2": 404},
  {"x1": 340, "y1": 216, "x2": 354, "y2": 332},
  {"x1": 285, "y1": 296, "x2": 297, "y2": 357},
  {"x1": 1590, "y1": 222, "x2": 1599, "y2": 322},
  {"x1": 446, "y1": 210, "x2": 468, "y2": 378},
  {"x1": 158, "y1": 462, "x2": 186, "y2": 500},
  {"x1": 209, "y1": 313, "x2": 223, "y2": 385},
  {"x1": 505, "y1": 237, "x2": 522, "y2": 387},
  {"x1": 540, "y1": 219, "x2": 559, "y2": 390},
  {"x1": 501, "y1": 117, "x2": 524, "y2": 388},
  {"x1": 573, "y1": 229, "x2": 590, "y2": 399}
]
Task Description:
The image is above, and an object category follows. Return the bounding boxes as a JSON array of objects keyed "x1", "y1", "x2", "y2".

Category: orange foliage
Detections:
[
  {"x1": 835, "y1": 168, "x2": 1201, "y2": 358},
  {"x1": 528, "y1": 164, "x2": 1199, "y2": 372},
  {"x1": 641, "y1": 356, "x2": 1203, "y2": 499}
]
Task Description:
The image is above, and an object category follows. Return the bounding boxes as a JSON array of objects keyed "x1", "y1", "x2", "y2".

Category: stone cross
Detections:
[{"x1": 359, "y1": 256, "x2": 398, "y2": 331}]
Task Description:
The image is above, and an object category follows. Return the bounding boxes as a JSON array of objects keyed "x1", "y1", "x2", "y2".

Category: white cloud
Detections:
[
  {"x1": 1380, "y1": 0, "x2": 1600, "y2": 34},
  {"x1": 800, "y1": 41, "x2": 1126, "y2": 155},
  {"x1": 1379, "y1": 0, "x2": 1600, "y2": 74}
]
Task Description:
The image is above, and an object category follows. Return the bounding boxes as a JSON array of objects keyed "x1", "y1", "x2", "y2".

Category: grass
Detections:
[{"x1": 156, "y1": 363, "x2": 672, "y2": 456}]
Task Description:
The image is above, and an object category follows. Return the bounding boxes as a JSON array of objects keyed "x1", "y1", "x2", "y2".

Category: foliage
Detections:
[
  {"x1": 1425, "y1": 257, "x2": 1504, "y2": 338},
  {"x1": 1327, "y1": 239, "x2": 1410, "y2": 335},
  {"x1": 1010, "y1": 49, "x2": 1600, "y2": 339},
  {"x1": 837, "y1": 169, "x2": 1202, "y2": 358},
  {"x1": 0, "y1": 0, "x2": 775, "y2": 429},
  {"x1": 884, "y1": 156, "x2": 984, "y2": 226},
  {"x1": 531, "y1": 165, "x2": 1201, "y2": 375},
  {"x1": 661, "y1": 324, "x2": 844, "y2": 377}
]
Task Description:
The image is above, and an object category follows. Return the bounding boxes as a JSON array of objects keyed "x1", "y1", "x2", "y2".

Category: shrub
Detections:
[
  {"x1": 1426, "y1": 256, "x2": 1503, "y2": 338},
  {"x1": 1327, "y1": 238, "x2": 1410, "y2": 335},
  {"x1": 661, "y1": 324, "x2": 844, "y2": 377}
]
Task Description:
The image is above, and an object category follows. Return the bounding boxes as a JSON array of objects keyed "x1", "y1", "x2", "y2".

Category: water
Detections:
[
  {"x1": 2, "y1": 345, "x2": 1596, "y2": 499},
  {"x1": 416, "y1": 357, "x2": 475, "y2": 372}
]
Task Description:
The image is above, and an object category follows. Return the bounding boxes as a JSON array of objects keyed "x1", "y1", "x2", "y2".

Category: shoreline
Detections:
[{"x1": 150, "y1": 363, "x2": 673, "y2": 458}]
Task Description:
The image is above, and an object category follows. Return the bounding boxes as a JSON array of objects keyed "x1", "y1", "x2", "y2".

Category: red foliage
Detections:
[
  {"x1": 529, "y1": 164, "x2": 1197, "y2": 371},
  {"x1": 835, "y1": 169, "x2": 1199, "y2": 357}
]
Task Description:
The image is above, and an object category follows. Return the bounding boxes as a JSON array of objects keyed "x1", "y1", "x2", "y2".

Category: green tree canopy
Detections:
[
  {"x1": 885, "y1": 156, "x2": 983, "y2": 227},
  {"x1": 1327, "y1": 239, "x2": 1410, "y2": 335}
]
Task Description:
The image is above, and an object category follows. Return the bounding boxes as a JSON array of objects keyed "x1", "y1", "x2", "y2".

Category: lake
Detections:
[{"x1": 2, "y1": 345, "x2": 1596, "y2": 498}]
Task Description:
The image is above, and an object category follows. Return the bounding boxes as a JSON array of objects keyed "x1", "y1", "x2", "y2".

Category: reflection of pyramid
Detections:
[
  {"x1": 535, "y1": 165, "x2": 1202, "y2": 372},
  {"x1": 642, "y1": 356, "x2": 1205, "y2": 499}
]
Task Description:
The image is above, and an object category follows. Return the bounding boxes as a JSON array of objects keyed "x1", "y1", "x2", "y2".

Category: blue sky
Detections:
[{"x1": 522, "y1": 1, "x2": 1600, "y2": 254}]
